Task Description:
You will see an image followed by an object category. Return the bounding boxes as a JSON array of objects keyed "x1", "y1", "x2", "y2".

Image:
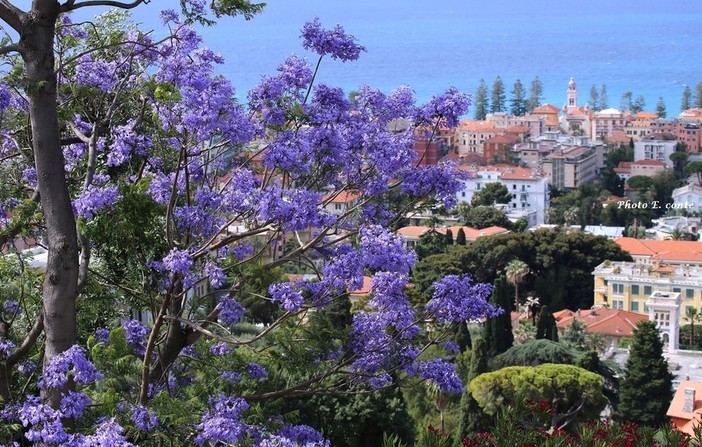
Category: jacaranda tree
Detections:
[{"x1": 0, "y1": 1, "x2": 500, "y2": 444}]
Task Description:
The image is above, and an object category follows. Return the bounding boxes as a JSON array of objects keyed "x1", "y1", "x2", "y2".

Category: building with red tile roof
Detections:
[
  {"x1": 482, "y1": 134, "x2": 521, "y2": 164},
  {"x1": 554, "y1": 307, "x2": 648, "y2": 349},
  {"x1": 455, "y1": 164, "x2": 550, "y2": 225},
  {"x1": 668, "y1": 381, "x2": 702, "y2": 436},
  {"x1": 614, "y1": 237, "x2": 702, "y2": 265},
  {"x1": 456, "y1": 119, "x2": 503, "y2": 157}
]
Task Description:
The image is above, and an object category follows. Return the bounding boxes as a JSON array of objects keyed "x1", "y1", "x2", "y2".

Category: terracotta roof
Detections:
[
  {"x1": 458, "y1": 163, "x2": 542, "y2": 181},
  {"x1": 634, "y1": 111, "x2": 659, "y2": 119},
  {"x1": 608, "y1": 130, "x2": 632, "y2": 144},
  {"x1": 350, "y1": 276, "x2": 372, "y2": 298},
  {"x1": 555, "y1": 308, "x2": 648, "y2": 337},
  {"x1": 532, "y1": 104, "x2": 560, "y2": 114},
  {"x1": 396, "y1": 225, "x2": 509, "y2": 240},
  {"x1": 505, "y1": 125, "x2": 530, "y2": 133},
  {"x1": 484, "y1": 134, "x2": 520, "y2": 144},
  {"x1": 668, "y1": 380, "x2": 702, "y2": 435},
  {"x1": 631, "y1": 159, "x2": 667, "y2": 167},
  {"x1": 615, "y1": 238, "x2": 702, "y2": 262},
  {"x1": 322, "y1": 191, "x2": 361, "y2": 203},
  {"x1": 396, "y1": 226, "x2": 433, "y2": 238},
  {"x1": 458, "y1": 119, "x2": 500, "y2": 133}
]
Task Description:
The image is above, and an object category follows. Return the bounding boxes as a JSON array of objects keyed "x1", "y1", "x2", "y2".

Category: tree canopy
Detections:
[{"x1": 0, "y1": 4, "x2": 502, "y2": 444}]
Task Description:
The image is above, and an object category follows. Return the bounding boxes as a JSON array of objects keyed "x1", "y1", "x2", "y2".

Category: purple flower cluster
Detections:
[
  {"x1": 301, "y1": 18, "x2": 366, "y2": 62},
  {"x1": 257, "y1": 186, "x2": 335, "y2": 231},
  {"x1": 59, "y1": 390, "x2": 92, "y2": 419},
  {"x1": 73, "y1": 185, "x2": 122, "y2": 220},
  {"x1": 162, "y1": 248, "x2": 193, "y2": 276},
  {"x1": 260, "y1": 424, "x2": 330, "y2": 447},
  {"x1": 204, "y1": 261, "x2": 226, "y2": 288},
  {"x1": 130, "y1": 405, "x2": 159, "y2": 431},
  {"x1": 2, "y1": 300, "x2": 20, "y2": 318},
  {"x1": 0, "y1": 83, "x2": 11, "y2": 111},
  {"x1": 95, "y1": 328, "x2": 110, "y2": 343},
  {"x1": 218, "y1": 297, "x2": 245, "y2": 325},
  {"x1": 39, "y1": 345, "x2": 103, "y2": 389},
  {"x1": 418, "y1": 358, "x2": 464, "y2": 393},
  {"x1": 209, "y1": 342, "x2": 232, "y2": 356},
  {"x1": 194, "y1": 395, "x2": 249, "y2": 445},
  {"x1": 424, "y1": 274, "x2": 500, "y2": 323},
  {"x1": 246, "y1": 362, "x2": 268, "y2": 380},
  {"x1": 122, "y1": 319, "x2": 150, "y2": 356},
  {"x1": 107, "y1": 122, "x2": 152, "y2": 167},
  {"x1": 400, "y1": 162, "x2": 468, "y2": 208},
  {"x1": 74, "y1": 54, "x2": 119, "y2": 91},
  {"x1": 268, "y1": 282, "x2": 304, "y2": 312},
  {"x1": 0, "y1": 338, "x2": 15, "y2": 358},
  {"x1": 417, "y1": 86, "x2": 471, "y2": 128}
]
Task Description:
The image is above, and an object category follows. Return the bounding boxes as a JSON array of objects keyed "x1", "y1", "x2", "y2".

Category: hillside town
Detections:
[{"x1": 1, "y1": 0, "x2": 702, "y2": 441}]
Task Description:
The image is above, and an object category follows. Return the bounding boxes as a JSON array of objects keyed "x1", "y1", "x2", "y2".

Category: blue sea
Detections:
[{"x1": 105, "y1": 1, "x2": 702, "y2": 114}]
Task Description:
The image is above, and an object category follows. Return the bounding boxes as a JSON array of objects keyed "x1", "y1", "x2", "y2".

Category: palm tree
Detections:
[
  {"x1": 585, "y1": 332, "x2": 607, "y2": 354},
  {"x1": 685, "y1": 306, "x2": 701, "y2": 347},
  {"x1": 505, "y1": 259, "x2": 529, "y2": 312}
]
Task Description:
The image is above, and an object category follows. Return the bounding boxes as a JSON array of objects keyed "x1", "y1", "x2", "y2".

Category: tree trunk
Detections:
[{"x1": 21, "y1": 2, "x2": 79, "y2": 408}]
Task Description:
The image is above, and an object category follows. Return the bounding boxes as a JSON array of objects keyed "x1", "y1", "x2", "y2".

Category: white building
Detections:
[
  {"x1": 672, "y1": 184, "x2": 702, "y2": 214},
  {"x1": 455, "y1": 164, "x2": 550, "y2": 225},
  {"x1": 634, "y1": 132, "x2": 678, "y2": 168}
]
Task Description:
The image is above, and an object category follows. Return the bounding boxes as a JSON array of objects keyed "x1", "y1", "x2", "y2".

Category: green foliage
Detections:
[
  {"x1": 455, "y1": 228, "x2": 467, "y2": 246},
  {"x1": 471, "y1": 183, "x2": 511, "y2": 207},
  {"x1": 414, "y1": 230, "x2": 449, "y2": 260},
  {"x1": 181, "y1": 0, "x2": 266, "y2": 25},
  {"x1": 490, "y1": 76, "x2": 506, "y2": 114},
  {"x1": 490, "y1": 339, "x2": 575, "y2": 369},
  {"x1": 469, "y1": 364, "x2": 607, "y2": 425},
  {"x1": 527, "y1": 76, "x2": 543, "y2": 112},
  {"x1": 577, "y1": 350, "x2": 620, "y2": 410},
  {"x1": 411, "y1": 247, "x2": 468, "y2": 304},
  {"x1": 462, "y1": 206, "x2": 511, "y2": 230},
  {"x1": 615, "y1": 321, "x2": 674, "y2": 426},
  {"x1": 482, "y1": 277, "x2": 513, "y2": 357},
  {"x1": 510, "y1": 79, "x2": 527, "y2": 116},
  {"x1": 461, "y1": 230, "x2": 632, "y2": 310},
  {"x1": 561, "y1": 319, "x2": 587, "y2": 351},
  {"x1": 474, "y1": 79, "x2": 489, "y2": 120},
  {"x1": 455, "y1": 338, "x2": 491, "y2": 443},
  {"x1": 535, "y1": 306, "x2": 558, "y2": 341}
]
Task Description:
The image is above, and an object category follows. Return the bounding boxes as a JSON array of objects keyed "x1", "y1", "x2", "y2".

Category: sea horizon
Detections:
[{"x1": 77, "y1": 0, "x2": 702, "y2": 116}]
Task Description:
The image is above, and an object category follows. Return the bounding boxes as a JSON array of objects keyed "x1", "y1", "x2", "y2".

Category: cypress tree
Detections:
[
  {"x1": 490, "y1": 76, "x2": 506, "y2": 114},
  {"x1": 452, "y1": 321, "x2": 472, "y2": 353},
  {"x1": 527, "y1": 76, "x2": 543, "y2": 112},
  {"x1": 535, "y1": 305, "x2": 557, "y2": 341},
  {"x1": 483, "y1": 276, "x2": 513, "y2": 356},
  {"x1": 510, "y1": 79, "x2": 527, "y2": 116},
  {"x1": 682, "y1": 85, "x2": 692, "y2": 112},
  {"x1": 589, "y1": 84, "x2": 599, "y2": 111},
  {"x1": 456, "y1": 228, "x2": 467, "y2": 246},
  {"x1": 656, "y1": 97, "x2": 667, "y2": 118},
  {"x1": 455, "y1": 338, "x2": 491, "y2": 443},
  {"x1": 615, "y1": 321, "x2": 673, "y2": 426},
  {"x1": 444, "y1": 229, "x2": 454, "y2": 246},
  {"x1": 474, "y1": 79, "x2": 489, "y2": 120},
  {"x1": 600, "y1": 84, "x2": 608, "y2": 110}
]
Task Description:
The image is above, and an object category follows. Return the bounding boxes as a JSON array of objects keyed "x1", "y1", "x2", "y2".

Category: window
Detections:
[
  {"x1": 612, "y1": 283, "x2": 624, "y2": 295},
  {"x1": 631, "y1": 285, "x2": 639, "y2": 295},
  {"x1": 612, "y1": 300, "x2": 624, "y2": 310},
  {"x1": 644, "y1": 285, "x2": 652, "y2": 296},
  {"x1": 630, "y1": 301, "x2": 639, "y2": 312},
  {"x1": 673, "y1": 287, "x2": 682, "y2": 294},
  {"x1": 334, "y1": 203, "x2": 342, "y2": 210},
  {"x1": 513, "y1": 184, "x2": 516, "y2": 190},
  {"x1": 461, "y1": 191, "x2": 466, "y2": 197},
  {"x1": 687, "y1": 289, "x2": 695, "y2": 300}
]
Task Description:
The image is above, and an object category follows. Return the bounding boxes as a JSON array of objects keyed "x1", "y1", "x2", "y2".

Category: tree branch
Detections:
[
  {"x1": 6, "y1": 311, "x2": 44, "y2": 369},
  {"x1": 0, "y1": 43, "x2": 21, "y2": 56},
  {"x1": 0, "y1": 1, "x2": 23, "y2": 33},
  {"x1": 61, "y1": 0, "x2": 148, "y2": 12}
]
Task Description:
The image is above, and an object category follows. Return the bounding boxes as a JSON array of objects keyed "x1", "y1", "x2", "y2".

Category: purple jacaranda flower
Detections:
[{"x1": 301, "y1": 18, "x2": 366, "y2": 62}]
